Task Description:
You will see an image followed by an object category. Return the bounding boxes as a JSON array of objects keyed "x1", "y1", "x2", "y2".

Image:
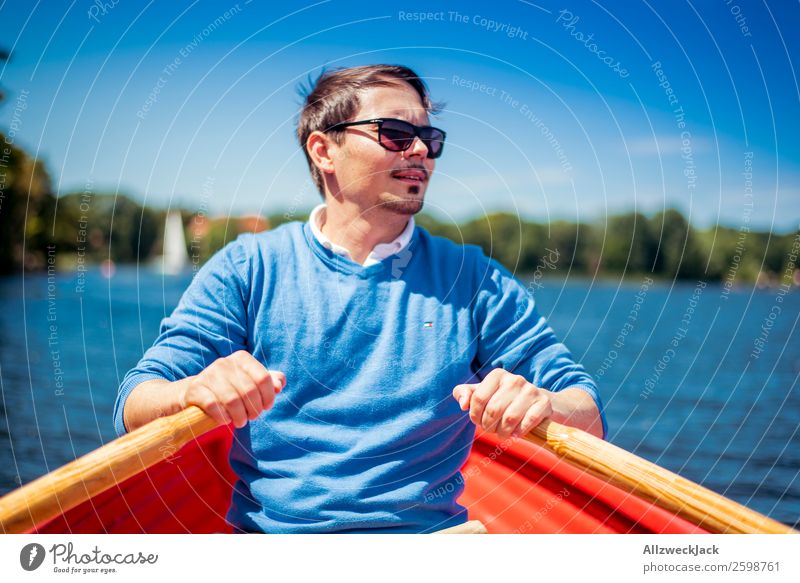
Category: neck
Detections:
[{"x1": 319, "y1": 197, "x2": 410, "y2": 265}]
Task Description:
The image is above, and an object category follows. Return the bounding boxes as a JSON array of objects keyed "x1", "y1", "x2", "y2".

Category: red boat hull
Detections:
[{"x1": 36, "y1": 427, "x2": 705, "y2": 534}]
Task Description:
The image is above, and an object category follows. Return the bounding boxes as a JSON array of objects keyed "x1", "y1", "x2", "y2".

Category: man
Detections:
[{"x1": 115, "y1": 64, "x2": 606, "y2": 533}]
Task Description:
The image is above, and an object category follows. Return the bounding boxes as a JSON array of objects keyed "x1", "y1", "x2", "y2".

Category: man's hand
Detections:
[
  {"x1": 452, "y1": 369, "x2": 605, "y2": 439},
  {"x1": 179, "y1": 350, "x2": 286, "y2": 428},
  {"x1": 452, "y1": 369, "x2": 553, "y2": 439}
]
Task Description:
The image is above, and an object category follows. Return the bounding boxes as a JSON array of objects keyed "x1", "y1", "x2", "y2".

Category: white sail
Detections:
[{"x1": 159, "y1": 211, "x2": 189, "y2": 275}]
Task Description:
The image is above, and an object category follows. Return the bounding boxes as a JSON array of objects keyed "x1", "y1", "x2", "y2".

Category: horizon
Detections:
[{"x1": 50, "y1": 189, "x2": 800, "y2": 235}]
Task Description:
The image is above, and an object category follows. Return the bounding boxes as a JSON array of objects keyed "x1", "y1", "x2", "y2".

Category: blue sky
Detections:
[{"x1": 1, "y1": 0, "x2": 798, "y2": 231}]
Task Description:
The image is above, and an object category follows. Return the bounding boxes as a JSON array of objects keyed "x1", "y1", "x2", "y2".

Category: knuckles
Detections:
[
  {"x1": 191, "y1": 353, "x2": 283, "y2": 424},
  {"x1": 252, "y1": 371, "x2": 270, "y2": 386},
  {"x1": 486, "y1": 368, "x2": 506, "y2": 381},
  {"x1": 470, "y1": 393, "x2": 488, "y2": 407},
  {"x1": 520, "y1": 384, "x2": 539, "y2": 400},
  {"x1": 483, "y1": 406, "x2": 501, "y2": 420}
]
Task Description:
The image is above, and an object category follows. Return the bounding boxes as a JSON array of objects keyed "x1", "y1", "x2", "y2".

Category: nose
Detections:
[{"x1": 404, "y1": 135, "x2": 430, "y2": 159}]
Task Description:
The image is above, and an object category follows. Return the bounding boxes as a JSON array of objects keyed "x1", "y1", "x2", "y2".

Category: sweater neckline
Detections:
[{"x1": 302, "y1": 222, "x2": 418, "y2": 278}]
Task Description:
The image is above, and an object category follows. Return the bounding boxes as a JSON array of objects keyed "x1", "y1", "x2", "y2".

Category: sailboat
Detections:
[{"x1": 156, "y1": 211, "x2": 189, "y2": 275}]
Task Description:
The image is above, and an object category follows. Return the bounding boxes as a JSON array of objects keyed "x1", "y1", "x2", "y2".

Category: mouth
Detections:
[{"x1": 391, "y1": 168, "x2": 428, "y2": 185}]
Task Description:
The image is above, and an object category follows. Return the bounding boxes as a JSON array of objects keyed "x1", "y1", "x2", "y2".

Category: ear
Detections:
[{"x1": 306, "y1": 131, "x2": 337, "y2": 176}]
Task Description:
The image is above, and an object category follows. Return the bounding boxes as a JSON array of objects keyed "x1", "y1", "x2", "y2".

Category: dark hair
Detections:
[{"x1": 296, "y1": 64, "x2": 442, "y2": 197}]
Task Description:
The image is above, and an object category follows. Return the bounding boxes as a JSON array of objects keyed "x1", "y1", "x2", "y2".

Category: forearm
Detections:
[
  {"x1": 122, "y1": 377, "x2": 192, "y2": 432},
  {"x1": 549, "y1": 387, "x2": 604, "y2": 439}
]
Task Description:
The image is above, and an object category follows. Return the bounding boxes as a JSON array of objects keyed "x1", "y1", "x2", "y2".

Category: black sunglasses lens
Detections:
[
  {"x1": 378, "y1": 120, "x2": 445, "y2": 158},
  {"x1": 420, "y1": 129, "x2": 445, "y2": 159},
  {"x1": 379, "y1": 120, "x2": 416, "y2": 151}
]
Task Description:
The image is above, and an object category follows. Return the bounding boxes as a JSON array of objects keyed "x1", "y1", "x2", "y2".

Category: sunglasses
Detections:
[{"x1": 325, "y1": 117, "x2": 446, "y2": 159}]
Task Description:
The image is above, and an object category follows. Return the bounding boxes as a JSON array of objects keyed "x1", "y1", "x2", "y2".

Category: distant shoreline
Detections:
[{"x1": 8, "y1": 261, "x2": 797, "y2": 291}]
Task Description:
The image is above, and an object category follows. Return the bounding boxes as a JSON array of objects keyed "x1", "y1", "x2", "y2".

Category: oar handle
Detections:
[
  {"x1": 0, "y1": 406, "x2": 219, "y2": 534},
  {"x1": 526, "y1": 420, "x2": 796, "y2": 534}
]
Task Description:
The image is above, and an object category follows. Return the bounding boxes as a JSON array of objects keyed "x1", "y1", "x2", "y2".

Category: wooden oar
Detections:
[
  {"x1": 525, "y1": 420, "x2": 796, "y2": 534},
  {"x1": 0, "y1": 408, "x2": 795, "y2": 534},
  {"x1": 0, "y1": 406, "x2": 218, "y2": 534}
]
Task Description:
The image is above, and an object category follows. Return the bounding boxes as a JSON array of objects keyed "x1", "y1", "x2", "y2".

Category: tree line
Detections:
[
  {"x1": 413, "y1": 211, "x2": 797, "y2": 283},
  {"x1": 1, "y1": 131, "x2": 796, "y2": 283}
]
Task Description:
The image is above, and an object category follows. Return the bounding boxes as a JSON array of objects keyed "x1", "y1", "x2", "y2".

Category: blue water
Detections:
[{"x1": 1, "y1": 267, "x2": 798, "y2": 527}]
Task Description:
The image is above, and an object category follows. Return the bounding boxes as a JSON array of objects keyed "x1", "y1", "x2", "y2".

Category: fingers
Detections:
[
  {"x1": 493, "y1": 389, "x2": 530, "y2": 438},
  {"x1": 479, "y1": 382, "x2": 518, "y2": 434},
  {"x1": 496, "y1": 385, "x2": 544, "y2": 437},
  {"x1": 185, "y1": 351, "x2": 286, "y2": 429},
  {"x1": 234, "y1": 351, "x2": 286, "y2": 406},
  {"x1": 182, "y1": 383, "x2": 233, "y2": 427},
  {"x1": 516, "y1": 398, "x2": 553, "y2": 437},
  {"x1": 454, "y1": 369, "x2": 553, "y2": 438},
  {"x1": 229, "y1": 351, "x2": 283, "y2": 419},
  {"x1": 452, "y1": 384, "x2": 475, "y2": 410},
  {"x1": 206, "y1": 366, "x2": 250, "y2": 428},
  {"x1": 229, "y1": 364, "x2": 264, "y2": 420},
  {"x1": 467, "y1": 369, "x2": 508, "y2": 430}
]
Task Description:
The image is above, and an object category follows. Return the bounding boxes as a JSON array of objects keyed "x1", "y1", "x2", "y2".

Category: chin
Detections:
[
  {"x1": 380, "y1": 190, "x2": 425, "y2": 215},
  {"x1": 384, "y1": 199, "x2": 424, "y2": 215}
]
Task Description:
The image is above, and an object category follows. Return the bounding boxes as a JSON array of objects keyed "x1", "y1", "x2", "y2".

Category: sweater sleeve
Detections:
[
  {"x1": 112, "y1": 235, "x2": 253, "y2": 436},
  {"x1": 471, "y1": 252, "x2": 607, "y2": 439}
]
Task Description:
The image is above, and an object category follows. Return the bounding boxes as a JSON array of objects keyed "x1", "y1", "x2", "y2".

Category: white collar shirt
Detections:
[{"x1": 308, "y1": 203, "x2": 415, "y2": 267}]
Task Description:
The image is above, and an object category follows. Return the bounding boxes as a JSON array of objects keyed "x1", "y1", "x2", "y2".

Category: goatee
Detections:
[{"x1": 381, "y1": 188, "x2": 424, "y2": 215}]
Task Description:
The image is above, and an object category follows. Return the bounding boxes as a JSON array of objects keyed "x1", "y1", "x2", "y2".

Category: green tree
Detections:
[
  {"x1": 0, "y1": 135, "x2": 55, "y2": 273},
  {"x1": 650, "y1": 209, "x2": 706, "y2": 279},
  {"x1": 1, "y1": 49, "x2": 57, "y2": 272},
  {"x1": 458, "y1": 212, "x2": 528, "y2": 272},
  {"x1": 596, "y1": 212, "x2": 657, "y2": 274},
  {"x1": 544, "y1": 220, "x2": 585, "y2": 273},
  {"x1": 52, "y1": 192, "x2": 161, "y2": 263}
]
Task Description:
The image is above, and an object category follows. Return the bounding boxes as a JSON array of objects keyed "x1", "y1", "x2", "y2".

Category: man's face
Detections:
[{"x1": 330, "y1": 82, "x2": 436, "y2": 216}]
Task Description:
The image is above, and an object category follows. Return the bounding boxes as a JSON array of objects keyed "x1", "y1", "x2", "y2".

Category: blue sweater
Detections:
[{"x1": 114, "y1": 222, "x2": 606, "y2": 533}]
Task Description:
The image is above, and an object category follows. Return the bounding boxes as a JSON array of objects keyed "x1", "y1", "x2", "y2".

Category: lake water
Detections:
[{"x1": 1, "y1": 266, "x2": 798, "y2": 527}]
